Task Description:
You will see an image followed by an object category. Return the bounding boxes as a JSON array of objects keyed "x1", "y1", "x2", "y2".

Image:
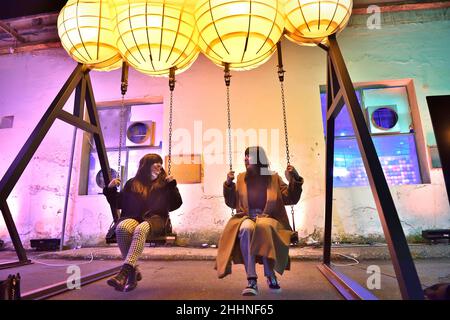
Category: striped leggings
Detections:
[{"x1": 116, "y1": 219, "x2": 150, "y2": 267}]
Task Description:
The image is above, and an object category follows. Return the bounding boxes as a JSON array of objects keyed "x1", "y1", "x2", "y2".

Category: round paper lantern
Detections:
[
  {"x1": 195, "y1": 0, "x2": 285, "y2": 71},
  {"x1": 284, "y1": 0, "x2": 352, "y2": 46},
  {"x1": 112, "y1": 0, "x2": 199, "y2": 76},
  {"x1": 57, "y1": 0, "x2": 122, "y2": 71}
]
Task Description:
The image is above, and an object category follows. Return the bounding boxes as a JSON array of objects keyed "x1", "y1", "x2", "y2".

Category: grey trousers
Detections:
[{"x1": 239, "y1": 218, "x2": 274, "y2": 279}]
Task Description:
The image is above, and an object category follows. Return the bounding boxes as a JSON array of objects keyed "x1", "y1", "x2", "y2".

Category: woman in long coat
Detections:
[{"x1": 216, "y1": 146, "x2": 303, "y2": 296}]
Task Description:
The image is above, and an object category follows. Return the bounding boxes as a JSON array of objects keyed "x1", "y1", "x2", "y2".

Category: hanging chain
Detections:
[
  {"x1": 224, "y1": 63, "x2": 234, "y2": 216},
  {"x1": 226, "y1": 86, "x2": 233, "y2": 172},
  {"x1": 280, "y1": 81, "x2": 291, "y2": 167},
  {"x1": 118, "y1": 94, "x2": 125, "y2": 180},
  {"x1": 167, "y1": 67, "x2": 176, "y2": 176},
  {"x1": 224, "y1": 63, "x2": 232, "y2": 172},
  {"x1": 118, "y1": 62, "x2": 129, "y2": 184},
  {"x1": 280, "y1": 78, "x2": 295, "y2": 229},
  {"x1": 277, "y1": 42, "x2": 296, "y2": 237},
  {"x1": 167, "y1": 90, "x2": 173, "y2": 176}
]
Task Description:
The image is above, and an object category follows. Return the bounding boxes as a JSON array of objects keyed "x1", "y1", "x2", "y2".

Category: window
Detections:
[
  {"x1": 320, "y1": 82, "x2": 425, "y2": 187},
  {"x1": 80, "y1": 102, "x2": 164, "y2": 195}
]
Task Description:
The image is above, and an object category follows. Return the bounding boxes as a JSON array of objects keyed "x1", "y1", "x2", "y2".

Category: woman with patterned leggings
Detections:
[{"x1": 103, "y1": 153, "x2": 182, "y2": 292}]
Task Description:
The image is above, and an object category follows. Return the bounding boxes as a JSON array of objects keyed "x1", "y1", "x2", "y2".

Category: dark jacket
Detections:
[{"x1": 103, "y1": 178, "x2": 182, "y2": 224}]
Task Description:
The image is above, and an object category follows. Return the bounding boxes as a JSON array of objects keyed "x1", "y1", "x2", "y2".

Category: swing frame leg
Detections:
[
  {"x1": 318, "y1": 35, "x2": 424, "y2": 300},
  {"x1": 0, "y1": 63, "x2": 117, "y2": 269}
]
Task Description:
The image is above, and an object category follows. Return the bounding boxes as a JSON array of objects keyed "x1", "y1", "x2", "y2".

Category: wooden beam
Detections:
[
  {"x1": 0, "y1": 20, "x2": 26, "y2": 43},
  {"x1": 353, "y1": 1, "x2": 450, "y2": 14},
  {"x1": 0, "y1": 41, "x2": 61, "y2": 55},
  {"x1": 0, "y1": 200, "x2": 29, "y2": 263},
  {"x1": 326, "y1": 91, "x2": 344, "y2": 121},
  {"x1": 57, "y1": 110, "x2": 99, "y2": 134},
  {"x1": 96, "y1": 97, "x2": 164, "y2": 108}
]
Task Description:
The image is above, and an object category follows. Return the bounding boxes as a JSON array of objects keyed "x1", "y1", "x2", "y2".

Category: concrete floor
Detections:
[
  {"x1": 50, "y1": 261, "x2": 343, "y2": 300},
  {"x1": 53, "y1": 259, "x2": 450, "y2": 300},
  {"x1": 28, "y1": 243, "x2": 450, "y2": 261},
  {"x1": 0, "y1": 256, "x2": 121, "y2": 295},
  {"x1": 334, "y1": 259, "x2": 450, "y2": 300},
  {"x1": 1, "y1": 250, "x2": 449, "y2": 300}
]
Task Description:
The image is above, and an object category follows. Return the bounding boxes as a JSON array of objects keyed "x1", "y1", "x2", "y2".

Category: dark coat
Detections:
[
  {"x1": 103, "y1": 178, "x2": 182, "y2": 228},
  {"x1": 216, "y1": 172, "x2": 303, "y2": 278}
]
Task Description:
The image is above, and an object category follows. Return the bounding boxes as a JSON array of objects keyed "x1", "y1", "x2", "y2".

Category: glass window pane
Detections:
[
  {"x1": 333, "y1": 134, "x2": 422, "y2": 187},
  {"x1": 320, "y1": 91, "x2": 362, "y2": 137},
  {"x1": 96, "y1": 108, "x2": 130, "y2": 149},
  {"x1": 320, "y1": 92, "x2": 328, "y2": 136},
  {"x1": 374, "y1": 134, "x2": 421, "y2": 185},
  {"x1": 333, "y1": 138, "x2": 365, "y2": 187},
  {"x1": 320, "y1": 83, "x2": 422, "y2": 187},
  {"x1": 334, "y1": 101, "x2": 356, "y2": 137},
  {"x1": 87, "y1": 151, "x2": 120, "y2": 195}
]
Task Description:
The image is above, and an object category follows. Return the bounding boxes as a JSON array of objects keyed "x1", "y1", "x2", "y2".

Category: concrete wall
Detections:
[{"x1": 1, "y1": 11, "x2": 449, "y2": 247}]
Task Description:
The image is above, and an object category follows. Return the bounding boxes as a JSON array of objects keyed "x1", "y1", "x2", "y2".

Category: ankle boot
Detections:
[
  {"x1": 135, "y1": 265, "x2": 142, "y2": 282},
  {"x1": 124, "y1": 265, "x2": 137, "y2": 292},
  {"x1": 107, "y1": 264, "x2": 135, "y2": 292}
]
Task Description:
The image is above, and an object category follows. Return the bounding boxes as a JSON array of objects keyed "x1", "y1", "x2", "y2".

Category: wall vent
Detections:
[{"x1": 0, "y1": 116, "x2": 14, "y2": 129}]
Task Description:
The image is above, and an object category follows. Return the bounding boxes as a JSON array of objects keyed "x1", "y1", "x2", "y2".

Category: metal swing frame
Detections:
[
  {"x1": 0, "y1": 35, "x2": 425, "y2": 300},
  {"x1": 0, "y1": 63, "x2": 117, "y2": 270},
  {"x1": 317, "y1": 34, "x2": 424, "y2": 300}
]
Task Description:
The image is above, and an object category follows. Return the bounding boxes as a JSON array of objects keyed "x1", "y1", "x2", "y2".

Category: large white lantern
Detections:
[
  {"x1": 57, "y1": 0, "x2": 122, "y2": 71},
  {"x1": 112, "y1": 0, "x2": 199, "y2": 76},
  {"x1": 284, "y1": 0, "x2": 352, "y2": 46},
  {"x1": 195, "y1": 0, "x2": 285, "y2": 71}
]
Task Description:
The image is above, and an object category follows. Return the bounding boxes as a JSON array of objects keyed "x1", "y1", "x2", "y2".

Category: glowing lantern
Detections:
[
  {"x1": 57, "y1": 0, "x2": 122, "y2": 71},
  {"x1": 284, "y1": 0, "x2": 353, "y2": 46},
  {"x1": 195, "y1": 0, "x2": 285, "y2": 71},
  {"x1": 112, "y1": 0, "x2": 199, "y2": 76}
]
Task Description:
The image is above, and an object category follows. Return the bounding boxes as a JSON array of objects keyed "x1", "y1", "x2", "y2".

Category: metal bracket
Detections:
[
  {"x1": 224, "y1": 62, "x2": 231, "y2": 87},
  {"x1": 276, "y1": 41, "x2": 285, "y2": 82}
]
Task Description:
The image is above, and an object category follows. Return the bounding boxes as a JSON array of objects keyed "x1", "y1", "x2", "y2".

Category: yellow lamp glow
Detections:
[
  {"x1": 284, "y1": 0, "x2": 352, "y2": 46},
  {"x1": 195, "y1": 0, "x2": 285, "y2": 71},
  {"x1": 57, "y1": 0, "x2": 122, "y2": 71},
  {"x1": 112, "y1": 0, "x2": 199, "y2": 76}
]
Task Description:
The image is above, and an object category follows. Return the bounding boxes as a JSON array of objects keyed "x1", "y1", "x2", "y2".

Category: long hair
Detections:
[
  {"x1": 128, "y1": 153, "x2": 166, "y2": 198},
  {"x1": 245, "y1": 146, "x2": 270, "y2": 168},
  {"x1": 245, "y1": 146, "x2": 271, "y2": 178}
]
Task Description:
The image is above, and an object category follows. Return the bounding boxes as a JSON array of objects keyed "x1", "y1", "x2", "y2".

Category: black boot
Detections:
[
  {"x1": 107, "y1": 264, "x2": 137, "y2": 292},
  {"x1": 135, "y1": 265, "x2": 142, "y2": 282},
  {"x1": 124, "y1": 265, "x2": 137, "y2": 292}
]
